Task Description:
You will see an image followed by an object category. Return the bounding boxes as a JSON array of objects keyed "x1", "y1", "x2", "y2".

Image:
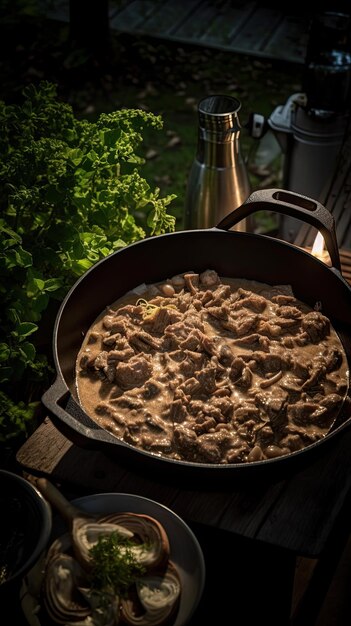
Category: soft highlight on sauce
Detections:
[{"x1": 76, "y1": 270, "x2": 349, "y2": 464}]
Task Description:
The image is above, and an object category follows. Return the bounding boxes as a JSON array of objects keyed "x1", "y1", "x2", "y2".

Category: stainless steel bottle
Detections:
[{"x1": 184, "y1": 95, "x2": 250, "y2": 230}]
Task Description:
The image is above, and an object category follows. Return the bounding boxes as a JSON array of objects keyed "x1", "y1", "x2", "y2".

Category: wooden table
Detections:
[
  {"x1": 15, "y1": 407, "x2": 351, "y2": 625},
  {"x1": 15, "y1": 116, "x2": 351, "y2": 626}
]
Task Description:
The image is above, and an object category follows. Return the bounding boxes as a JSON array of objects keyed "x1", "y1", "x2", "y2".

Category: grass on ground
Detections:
[{"x1": 0, "y1": 7, "x2": 304, "y2": 231}]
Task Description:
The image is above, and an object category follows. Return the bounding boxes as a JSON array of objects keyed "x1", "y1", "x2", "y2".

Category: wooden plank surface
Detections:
[
  {"x1": 229, "y1": 6, "x2": 282, "y2": 53},
  {"x1": 40, "y1": 0, "x2": 310, "y2": 64},
  {"x1": 110, "y1": 0, "x2": 161, "y2": 30},
  {"x1": 16, "y1": 414, "x2": 351, "y2": 558},
  {"x1": 198, "y1": 1, "x2": 257, "y2": 45},
  {"x1": 17, "y1": 418, "x2": 284, "y2": 534}
]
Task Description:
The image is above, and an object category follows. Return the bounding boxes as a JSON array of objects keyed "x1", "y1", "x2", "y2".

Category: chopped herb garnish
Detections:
[{"x1": 89, "y1": 531, "x2": 146, "y2": 598}]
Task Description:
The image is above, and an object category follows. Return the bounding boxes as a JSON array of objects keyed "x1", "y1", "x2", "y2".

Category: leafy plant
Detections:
[{"x1": 0, "y1": 80, "x2": 175, "y2": 444}]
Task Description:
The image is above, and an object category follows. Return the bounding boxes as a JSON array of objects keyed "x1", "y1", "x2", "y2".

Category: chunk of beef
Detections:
[
  {"x1": 185, "y1": 350, "x2": 205, "y2": 370},
  {"x1": 229, "y1": 357, "x2": 246, "y2": 382},
  {"x1": 178, "y1": 350, "x2": 205, "y2": 378},
  {"x1": 117, "y1": 304, "x2": 143, "y2": 319},
  {"x1": 102, "y1": 313, "x2": 118, "y2": 330},
  {"x1": 258, "y1": 320, "x2": 283, "y2": 337},
  {"x1": 168, "y1": 350, "x2": 185, "y2": 363},
  {"x1": 142, "y1": 306, "x2": 183, "y2": 334},
  {"x1": 279, "y1": 375, "x2": 303, "y2": 398},
  {"x1": 178, "y1": 356, "x2": 196, "y2": 378},
  {"x1": 217, "y1": 343, "x2": 234, "y2": 366},
  {"x1": 107, "y1": 347, "x2": 135, "y2": 362},
  {"x1": 164, "y1": 317, "x2": 205, "y2": 346},
  {"x1": 128, "y1": 330, "x2": 161, "y2": 352},
  {"x1": 301, "y1": 311, "x2": 330, "y2": 342},
  {"x1": 196, "y1": 430, "x2": 233, "y2": 463},
  {"x1": 280, "y1": 432, "x2": 304, "y2": 452},
  {"x1": 276, "y1": 306, "x2": 302, "y2": 319},
  {"x1": 233, "y1": 366, "x2": 252, "y2": 390},
  {"x1": 233, "y1": 333, "x2": 262, "y2": 347},
  {"x1": 204, "y1": 284, "x2": 232, "y2": 307},
  {"x1": 258, "y1": 336, "x2": 271, "y2": 351},
  {"x1": 220, "y1": 318, "x2": 237, "y2": 333},
  {"x1": 162, "y1": 389, "x2": 189, "y2": 423},
  {"x1": 140, "y1": 379, "x2": 163, "y2": 399},
  {"x1": 206, "y1": 305, "x2": 229, "y2": 321},
  {"x1": 197, "y1": 365, "x2": 217, "y2": 394},
  {"x1": 271, "y1": 295, "x2": 296, "y2": 306},
  {"x1": 110, "y1": 396, "x2": 143, "y2": 410},
  {"x1": 290, "y1": 358, "x2": 310, "y2": 380},
  {"x1": 179, "y1": 328, "x2": 202, "y2": 351},
  {"x1": 251, "y1": 351, "x2": 289, "y2": 374},
  {"x1": 264, "y1": 445, "x2": 290, "y2": 459},
  {"x1": 141, "y1": 432, "x2": 172, "y2": 454},
  {"x1": 194, "y1": 417, "x2": 217, "y2": 435},
  {"x1": 115, "y1": 354, "x2": 152, "y2": 389},
  {"x1": 200, "y1": 403, "x2": 223, "y2": 423},
  {"x1": 198, "y1": 289, "x2": 215, "y2": 306},
  {"x1": 233, "y1": 289, "x2": 267, "y2": 312},
  {"x1": 173, "y1": 425, "x2": 198, "y2": 459},
  {"x1": 320, "y1": 393, "x2": 343, "y2": 412},
  {"x1": 144, "y1": 414, "x2": 168, "y2": 433},
  {"x1": 282, "y1": 336, "x2": 295, "y2": 349},
  {"x1": 234, "y1": 314, "x2": 260, "y2": 336},
  {"x1": 255, "y1": 391, "x2": 288, "y2": 430},
  {"x1": 141, "y1": 434, "x2": 173, "y2": 453},
  {"x1": 301, "y1": 364, "x2": 327, "y2": 390},
  {"x1": 179, "y1": 377, "x2": 201, "y2": 396},
  {"x1": 234, "y1": 404, "x2": 261, "y2": 422},
  {"x1": 274, "y1": 317, "x2": 300, "y2": 330},
  {"x1": 171, "y1": 291, "x2": 192, "y2": 312},
  {"x1": 102, "y1": 332, "x2": 125, "y2": 347},
  {"x1": 226, "y1": 443, "x2": 251, "y2": 463},
  {"x1": 103, "y1": 316, "x2": 131, "y2": 335},
  {"x1": 188, "y1": 400, "x2": 205, "y2": 415},
  {"x1": 255, "y1": 424, "x2": 275, "y2": 447},
  {"x1": 323, "y1": 348, "x2": 343, "y2": 372},
  {"x1": 94, "y1": 351, "x2": 108, "y2": 370},
  {"x1": 200, "y1": 334, "x2": 220, "y2": 357},
  {"x1": 283, "y1": 423, "x2": 324, "y2": 445},
  {"x1": 288, "y1": 401, "x2": 326, "y2": 425},
  {"x1": 211, "y1": 396, "x2": 234, "y2": 418}
]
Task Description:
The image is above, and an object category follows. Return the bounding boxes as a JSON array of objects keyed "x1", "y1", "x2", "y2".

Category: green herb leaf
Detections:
[
  {"x1": 16, "y1": 322, "x2": 38, "y2": 339},
  {"x1": 89, "y1": 531, "x2": 146, "y2": 598},
  {"x1": 0, "y1": 80, "x2": 175, "y2": 441}
]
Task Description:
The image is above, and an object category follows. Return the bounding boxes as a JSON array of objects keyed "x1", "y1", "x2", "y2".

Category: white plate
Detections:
[{"x1": 55, "y1": 492, "x2": 205, "y2": 626}]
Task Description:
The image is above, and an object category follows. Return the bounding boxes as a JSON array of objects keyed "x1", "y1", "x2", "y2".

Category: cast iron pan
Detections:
[{"x1": 42, "y1": 189, "x2": 351, "y2": 479}]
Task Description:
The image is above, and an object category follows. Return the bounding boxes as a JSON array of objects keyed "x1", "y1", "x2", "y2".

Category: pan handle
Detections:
[
  {"x1": 215, "y1": 188, "x2": 341, "y2": 272},
  {"x1": 41, "y1": 377, "x2": 117, "y2": 446}
]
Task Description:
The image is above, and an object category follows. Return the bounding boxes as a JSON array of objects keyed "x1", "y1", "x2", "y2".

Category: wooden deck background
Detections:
[{"x1": 42, "y1": 0, "x2": 311, "y2": 64}]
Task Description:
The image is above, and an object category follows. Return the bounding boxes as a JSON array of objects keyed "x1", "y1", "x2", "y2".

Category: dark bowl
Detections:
[{"x1": 0, "y1": 470, "x2": 52, "y2": 599}]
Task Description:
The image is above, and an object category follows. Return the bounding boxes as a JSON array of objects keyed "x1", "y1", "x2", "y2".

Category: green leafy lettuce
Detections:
[{"x1": 0, "y1": 81, "x2": 175, "y2": 442}]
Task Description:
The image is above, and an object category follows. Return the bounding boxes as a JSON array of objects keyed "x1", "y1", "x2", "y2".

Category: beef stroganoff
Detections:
[{"x1": 76, "y1": 270, "x2": 349, "y2": 464}]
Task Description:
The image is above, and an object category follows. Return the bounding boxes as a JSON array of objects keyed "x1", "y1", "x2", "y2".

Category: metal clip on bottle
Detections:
[{"x1": 184, "y1": 94, "x2": 250, "y2": 230}]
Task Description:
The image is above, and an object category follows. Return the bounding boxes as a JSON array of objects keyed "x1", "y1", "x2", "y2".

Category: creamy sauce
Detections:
[{"x1": 76, "y1": 271, "x2": 349, "y2": 464}]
